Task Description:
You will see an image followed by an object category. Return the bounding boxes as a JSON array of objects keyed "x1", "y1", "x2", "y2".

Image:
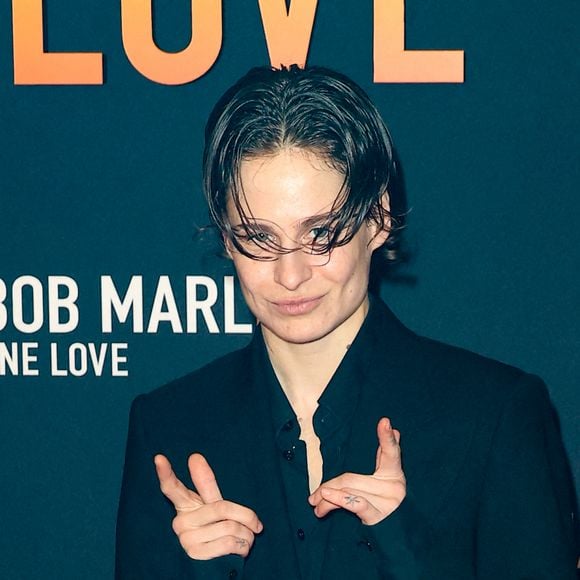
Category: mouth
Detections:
[{"x1": 271, "y1": 295, "x2": 324, "y2": 315}]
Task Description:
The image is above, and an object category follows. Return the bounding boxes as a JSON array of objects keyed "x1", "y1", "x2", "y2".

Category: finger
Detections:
[
  {"x1": 375, "y1": 421, "x2": 400, "y2": 470},
  {"x1": 313, "y1": 488, "x2": 370, "y2": 519},
  {"x1": 375, "y1": 417, "x2": 402, "y2": 476},
  {"x1": 154, "y1": 454, "x2": 202, "y2": 510},
  {"x1": 320, "y1": 487, "x2": 368, "y2": 516},
  {"x1": 179, "y1": 531, "x2": 254, "y2": 560},
  {"x1": 309, "y1": 485, "x2": 343, "y2": 517},
  {"x1": 318, "y1": 487, "x2": 385, "y2": 524},
  {"x1": 188, "y1": 453, "x2": 223, "y2": 503},
  {"x1": 174, "y1": 499, "x2": 263, "y2": 533},
  {"x1": 374, "y1": 430, "x2": 397, "y2": 470},
  {"x1": 375, "y1": 444, "x2": 381, "y2": 472},
  {"x1": 309, "y1": 473, "x2": 379, "y2": 505},
  {"x1": 313, "y1": 497, "x2": 342, "y2": 518},
  {"x1": 392, "y1": 428, "x2": 401, "y2": 445},
  {"x1": 175, "y1": 519, "x2": 255, "y2": 546}
]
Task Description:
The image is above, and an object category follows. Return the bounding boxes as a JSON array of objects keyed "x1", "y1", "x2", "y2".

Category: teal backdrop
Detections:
[{"x1": 0, "y1": 1, "x2": 578, "y2": 578}]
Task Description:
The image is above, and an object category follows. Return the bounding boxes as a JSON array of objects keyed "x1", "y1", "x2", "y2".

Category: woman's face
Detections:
[{"x1": 226, "y1": 148, "x2": 387, "y2": 347}]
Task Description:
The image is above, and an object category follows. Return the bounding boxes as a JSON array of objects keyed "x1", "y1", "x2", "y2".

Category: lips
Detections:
[{"x1": 271, "y1": 295, "x2": 324, "y2": 315}]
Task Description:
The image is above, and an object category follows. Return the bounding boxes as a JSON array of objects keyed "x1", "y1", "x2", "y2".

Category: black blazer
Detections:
[{"x1": 116, "y1": 297, "x2": 577, "y2": 579}]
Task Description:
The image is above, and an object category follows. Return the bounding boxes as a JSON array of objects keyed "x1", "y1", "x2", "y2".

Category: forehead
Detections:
[{"x1": 228, "y1": 148, "x2": 345, "y2": 226}]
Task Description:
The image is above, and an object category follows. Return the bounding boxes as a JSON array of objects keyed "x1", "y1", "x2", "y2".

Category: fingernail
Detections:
[
  {"x1": 384, "y1": 417, "x2": 391, "y2": 429},
  {"x1": 257, "y1": 521, "x2": 263, "y2": 533}
]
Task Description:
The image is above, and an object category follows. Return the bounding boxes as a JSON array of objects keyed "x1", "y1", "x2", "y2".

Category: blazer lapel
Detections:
[
  {"x1": 321, "y1": 298, "x2": 477, "y2": 577},
  {"x1": 342, "y1": 298, "x2": 477, "y2": 520},
  {"x1": 231, "y1": 337, "x2": 302, "y2": 579}
]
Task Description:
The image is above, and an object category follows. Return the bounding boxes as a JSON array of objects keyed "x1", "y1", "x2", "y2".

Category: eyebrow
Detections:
[
  {"x1": 230, "y1": 211, "x2": 335, "y2": 232},
  {"x1": 299, "y1": 212, "x2": 335, "y2": 229},
  {"x1": 229, "y1": 221, "x2": 277, "y2": 234}
]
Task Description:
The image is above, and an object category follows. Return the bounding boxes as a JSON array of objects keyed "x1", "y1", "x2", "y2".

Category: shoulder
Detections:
[
  {"x1": 125, "y1": 342, "x2": 259, "y2": 465},
  {"x1": 413, "y1": 333, "x2": 551, "y2": 420},
  {"x1": 415, "y1": 332, "x2": 527, "y2": 385},
  {"x1": 369, "y1": 298, "x2": 549, "y2": 415},
  {"x1": 134, "y1": 343, "x2": 253, "y2": 421}
]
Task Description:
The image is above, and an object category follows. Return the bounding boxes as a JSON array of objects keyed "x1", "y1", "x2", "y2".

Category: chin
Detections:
[
  {"x1": 266, "y1": 326, "x2": 332, "y2": 345},
  {"x1": 261, "y1": 314, "x2": 340, "y2": 345}
]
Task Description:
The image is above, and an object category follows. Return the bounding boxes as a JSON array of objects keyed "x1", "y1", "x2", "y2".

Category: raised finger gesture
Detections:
[
  {"x1": 155, "y1": 453, "x2": 263, "y2": 560},
  {"x1": 308, "y1": 417, "x2": 406, "y2": 525}
]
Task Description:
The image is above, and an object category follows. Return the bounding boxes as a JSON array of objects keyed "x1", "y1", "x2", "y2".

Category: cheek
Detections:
[
  {"x1": 327, "y1": 242, "x2": 373, "y2": 285},
  {"x1": 232, "y1": 259, "x2": 269, "y2": 298}
]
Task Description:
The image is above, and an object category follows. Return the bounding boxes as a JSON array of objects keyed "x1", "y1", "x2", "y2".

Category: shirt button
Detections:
[
  {"x1": 297, "y1": 528, "x2": 305, "y2": 540},
  {"x1": 228, "y1": 570, "x2": 238, "y2": 579},
  {"x1": 283, "y1": 419, "x2": 294, "y2": 431},
  {"x1": 283, "y1": 449, "x2": 295, "y2": 461},
  {"x1": 357, "y1": 539, "x2": 373, "y2": 551}
]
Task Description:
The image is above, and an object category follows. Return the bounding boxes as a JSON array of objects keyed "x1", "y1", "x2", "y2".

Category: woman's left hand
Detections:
[{"x1": 308, "y1": 417, "x2": 406, "y2": 526}]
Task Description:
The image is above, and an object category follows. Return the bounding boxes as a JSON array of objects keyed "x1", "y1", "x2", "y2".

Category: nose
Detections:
[{"x1": 273, "y1": 250, "x2": 313, "y2": 291}]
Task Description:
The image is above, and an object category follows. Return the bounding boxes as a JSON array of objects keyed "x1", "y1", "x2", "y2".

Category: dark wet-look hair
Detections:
[{"x1": 203, "y1": 65, "x2": 403, "y2": 262}]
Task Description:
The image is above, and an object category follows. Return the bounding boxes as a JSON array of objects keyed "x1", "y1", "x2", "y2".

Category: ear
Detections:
[{"x1": 368, "y1": 190, "x2": 391, "y2": 251}]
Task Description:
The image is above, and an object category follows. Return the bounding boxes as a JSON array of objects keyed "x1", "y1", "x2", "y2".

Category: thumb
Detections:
[
  {"x1": 188, "y1": 453, "x2": 223, "y2": 503},
  {"x1": 374, "y1": 417, "x2": 402, "y2": 476}
]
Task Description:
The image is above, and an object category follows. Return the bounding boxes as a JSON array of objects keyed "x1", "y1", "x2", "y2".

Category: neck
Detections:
[{"x1": 262, "y1": 296, "x2": 369, "y2": 415}]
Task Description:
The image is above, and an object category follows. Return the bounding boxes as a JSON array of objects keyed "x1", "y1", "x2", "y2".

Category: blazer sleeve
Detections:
[
  {"x1": 364, "y1": 493, "x2": 428, "y2": 579},
  {"x1": 115, "y1": 395, "x2": 244, "y2": 580},
  {"x1": 355, "y1": 375, "x2": 577, "y2": 580},
  {"x1": 474, "y1": 374, "x2": 577, "y2": 578}
]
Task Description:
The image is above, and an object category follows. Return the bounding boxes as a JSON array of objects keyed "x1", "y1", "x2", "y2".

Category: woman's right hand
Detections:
[{"x1": 154, "y1": 453, "x2": 263, "y2": 560}]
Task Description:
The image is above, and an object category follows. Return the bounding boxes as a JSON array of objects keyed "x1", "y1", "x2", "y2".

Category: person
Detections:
[{"x1": 115, "y1": 65, "x2": 577, "y2": 579}]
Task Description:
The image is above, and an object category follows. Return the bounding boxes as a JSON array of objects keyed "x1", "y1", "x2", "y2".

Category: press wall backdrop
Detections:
[{"x1": 0, "y1": 1, "x2": 578, "y2": 578}]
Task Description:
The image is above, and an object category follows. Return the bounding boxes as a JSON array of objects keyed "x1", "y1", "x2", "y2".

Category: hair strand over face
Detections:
[{"x1": 203, "y1": 64, "x2": 405, "y2": 263}]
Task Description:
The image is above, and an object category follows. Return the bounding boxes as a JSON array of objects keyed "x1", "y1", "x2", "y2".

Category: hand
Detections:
[
  {"x1": 154, "y1": 453, "x2": 263, "y2": 560},
  {"x1": 308, "y1": 417, "x2": 406, "y2": 525}
]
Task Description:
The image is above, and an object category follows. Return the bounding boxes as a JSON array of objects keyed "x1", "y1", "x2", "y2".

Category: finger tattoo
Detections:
[
  {"x1": 345, "y1": 495, "x2": 361, "y2": 506},
  {"x1": 236, "y1": 538, "x2": 248, "y2": 548}
]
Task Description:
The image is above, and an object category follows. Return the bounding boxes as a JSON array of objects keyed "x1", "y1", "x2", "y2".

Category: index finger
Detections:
[
  {"x1": 200, "y1": 499, "x2": 263, "y2": 533},
  {"x1": 188, "y1": 453, "x2": 223, "y2": 503},
  {"x1": 154, "y1": 454, "x2": 202, "y2": 511}
]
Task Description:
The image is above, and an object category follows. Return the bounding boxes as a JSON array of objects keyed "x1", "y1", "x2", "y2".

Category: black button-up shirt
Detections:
[{"x1": 256, "y1": 317, "x2": 367, "y2": 579}]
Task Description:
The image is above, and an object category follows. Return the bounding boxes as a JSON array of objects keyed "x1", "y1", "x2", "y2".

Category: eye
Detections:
[
  {"x1": 248, "y1": 231, "x2": 274, "y2": 244},
  {"x1": 302, "y1": 225, "x2": 333, "y2": 254},
  {"x1": 309, "y1": 226, "x2": 331, "y2": 242}
]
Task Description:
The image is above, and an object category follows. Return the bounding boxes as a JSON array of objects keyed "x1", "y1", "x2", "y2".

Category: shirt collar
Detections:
[{"x1": 249, "y1": 295, "x2": 384, "y2": 439}]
